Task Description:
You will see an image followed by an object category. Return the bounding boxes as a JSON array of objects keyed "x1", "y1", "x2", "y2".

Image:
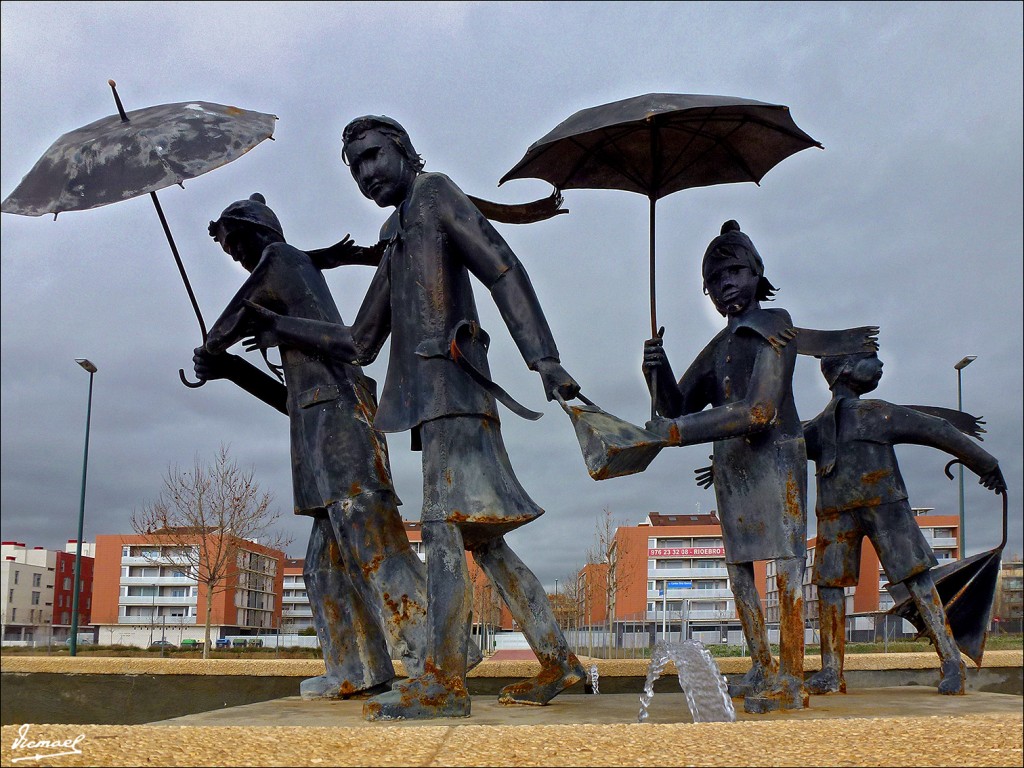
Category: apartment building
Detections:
[
  {"x1": 91, "y1": 530, "x2": 284, "y2": 647},
  {"x1": 1, "y1": 540, "x2": 96, "y2": 644},
  {"x1": 585, "y1": 512, "x2": 759, "y2": 646},
  {"x1": 2, "y1": 542, "x2": 54, "y2": 643},
  {"x1": 53, "y1": 540, "x2": 96, "y2": 630},
  {"x1": 281, "y1": 557, "x2": 313, "y2": 634},
  {"x1": 995, "y1": 557, "x2": 1023, "y2": 634}
]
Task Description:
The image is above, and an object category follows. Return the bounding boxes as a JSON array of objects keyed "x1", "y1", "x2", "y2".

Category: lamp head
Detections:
[
  {"x1": 75, "y1": 359, "x2": 97, "y2": 374},
  {"x1": 954, "y1": 356, "x2": 977, "y2": 371}
]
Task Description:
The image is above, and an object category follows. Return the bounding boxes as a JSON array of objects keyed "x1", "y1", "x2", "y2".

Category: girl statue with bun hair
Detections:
[{"x1": 643, "y1": 220, "x2": 809, "y2": 714}]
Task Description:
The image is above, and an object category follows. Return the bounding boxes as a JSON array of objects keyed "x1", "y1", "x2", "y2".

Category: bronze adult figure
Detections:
[
  {"x1": 193, "y1": 193, "x2": 433, "y2": 699},
  {"x1": 244, "y1": 117, "x2": 585, "y2": 720},
  {"x1": 643, "y1": 220, "x2": 808, "y2": 713},
  {"x1": 804, "y1": 350, "x2": 1006, "y2": 695}
]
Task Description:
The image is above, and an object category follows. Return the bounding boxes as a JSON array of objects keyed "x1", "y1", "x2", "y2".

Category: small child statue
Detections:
[{"x1": 803, "y1": 350, "x2": 1006, "y2": 695}]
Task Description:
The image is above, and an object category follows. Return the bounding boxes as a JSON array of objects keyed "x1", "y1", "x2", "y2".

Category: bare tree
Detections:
[
  {"x1": 131, "y1": 445, "x2": 291, "y2": 658},
  {"x1": 586, "y1": 507, "x2": 633, "y2": 653}
]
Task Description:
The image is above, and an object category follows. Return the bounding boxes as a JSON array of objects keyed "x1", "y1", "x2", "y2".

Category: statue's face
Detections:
[
  {"x1": 218, "y1": 222, "x2": 269, "y2": 273},
  {"x1": 703, "y1": 260, "x2": 759, "y2": 316},
  {"x1": 345, "y1": 130, "x2": 414, "y2": 208},
  {"x1": 847, "y1": 354, "x2": 883, "y2": 394}
]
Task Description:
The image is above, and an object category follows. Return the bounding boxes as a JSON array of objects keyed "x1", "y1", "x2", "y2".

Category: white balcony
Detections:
[
  {"x1": 648, "y1": 588, "x2": 733, "y2": 600},
  {"x1": 121, "y1": 576, "x2": 195, "y2": 587},
  {"x1": 121, "y1": 555, "x2": 193, "y2": 566},
  {"x1": 117, "y1": 616, "x2": 197, "y2": 625},
  {"x1": 687, "y1": 610, "x2": 736, "y2": 620},
  {"x1": 648, "y1": 567, "x2": 730, "y2": 579},
  {"x1": 119, "y1": 595, "x2": 196, "y2": 606},
  {"x1": 282, "y1": 607, "x2": 313, "y2": 617},
  {"x1": 930, "y1": 537, "x2": 958, "y2": 548}
]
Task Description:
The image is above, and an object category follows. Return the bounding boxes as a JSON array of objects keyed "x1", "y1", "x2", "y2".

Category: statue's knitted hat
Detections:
[{"x1": 209, "y1": 193, "x2": 283, "y2": 242}]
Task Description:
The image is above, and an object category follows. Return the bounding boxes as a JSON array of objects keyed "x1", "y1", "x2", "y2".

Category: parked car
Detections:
[{"x1": 149, "y1": 640, "x2": 176, "y2": 650}]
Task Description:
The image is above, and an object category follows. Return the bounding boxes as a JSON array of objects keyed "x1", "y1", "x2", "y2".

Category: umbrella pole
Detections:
[
  {"x1": 649, "y1": 196, "x2": 658, "y2": 421},
  {"x1": 108, "y1": 81, "x2": 207, "y2": 389},
  {"x1": 148, "y1": 190, "x2": 208, "y2": 388}
]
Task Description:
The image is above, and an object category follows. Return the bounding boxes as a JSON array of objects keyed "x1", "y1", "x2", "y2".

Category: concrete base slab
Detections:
[{"x1": 150, "y1": 686, "x2": 1023, "y2": 728}]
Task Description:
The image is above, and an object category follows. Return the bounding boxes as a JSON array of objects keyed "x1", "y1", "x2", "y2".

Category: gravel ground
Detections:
[{"x1": 2, "y1": 713, "x2": 1021, "y2": 767}]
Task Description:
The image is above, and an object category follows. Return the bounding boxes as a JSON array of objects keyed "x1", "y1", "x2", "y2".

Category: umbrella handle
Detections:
[
  {"x1": 148, "y1": 192, "x2": 208, "y2": 388},
  {"x1": 943, "y1": 459, "x2": 1008, "y2": 551},
  {"x1": 109, "y1": 84, "x2": 208, "y2": 389}
]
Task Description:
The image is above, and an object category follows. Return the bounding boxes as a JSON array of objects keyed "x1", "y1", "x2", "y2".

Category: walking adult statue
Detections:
[
  {"x1": 193, "y1": 193, "x2": 438, "y2": 700},
  {"x1": 242, "y1": 116, "x2": 585, "y2": 720}
]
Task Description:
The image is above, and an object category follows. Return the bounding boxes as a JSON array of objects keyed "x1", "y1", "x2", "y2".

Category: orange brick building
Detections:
[
  {"x1": 92, "y1": 529, "x2": 284, "y2": 647},
  {"x1": 570, "y1": 509, "x2": 960, "y2": 648}
]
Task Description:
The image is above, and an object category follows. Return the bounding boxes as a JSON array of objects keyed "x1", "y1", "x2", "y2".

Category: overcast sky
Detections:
[{"x1": 2, "y1": 2, "x2": 1021, "y2": 592}]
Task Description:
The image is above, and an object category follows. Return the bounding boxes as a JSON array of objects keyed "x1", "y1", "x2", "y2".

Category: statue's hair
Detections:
[
  {"x1": 819, "y1": 351, "x2": 876, "y2": 389},
  {"x1": 341, "y1": 115, "x2": 425, "y2": 172}
]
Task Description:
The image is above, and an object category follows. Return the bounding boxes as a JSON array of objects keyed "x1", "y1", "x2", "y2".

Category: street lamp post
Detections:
[
  {"x1": 69, "y1": 358, "x2": 96, "y2": 657},
  {"x1": 955, "y1": 355, "x2": 977, "y2": 558}
]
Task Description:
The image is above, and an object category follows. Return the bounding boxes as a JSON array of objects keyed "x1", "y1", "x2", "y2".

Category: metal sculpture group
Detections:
[{"x1": 1, "y1": 90, "x2": 1009, "y2": 722}]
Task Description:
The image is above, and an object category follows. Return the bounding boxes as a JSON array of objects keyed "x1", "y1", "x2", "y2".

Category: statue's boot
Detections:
[
  {"x1": 363, "y1": 672, "x2": 470, "y2": 721},
  {"x1": 498, "y1": 653, "x2": 586, "y2": 706},
  {"x1": 744, "y1": 673, "x2": 808, "y2": 714},
  {"x1": 937, "y1": 657, "x2": 966, "y2": 695},
  {"x1": 806, "y1": 666, "x2": 846, "y2": 695},
  {"x1": 727, "y1": 659, "x2": 775, "y2": 699},
  {"x1": 301, "y1": 675, "x2": 392, "y2": 700}
]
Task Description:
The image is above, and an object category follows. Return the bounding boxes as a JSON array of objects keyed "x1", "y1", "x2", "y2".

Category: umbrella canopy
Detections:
[
  {"x1": 500, "y1": 92, "x2": 821, "y2": 198},
  {"x1": 1, "y1": 81, "x2": 277, "y2": 387},
  {"x1": 2, "y1": 98, "x2": 277, "y2": 217},
  {"x1": 499, "y1": 92, "x2": 821, "y2": 337}
]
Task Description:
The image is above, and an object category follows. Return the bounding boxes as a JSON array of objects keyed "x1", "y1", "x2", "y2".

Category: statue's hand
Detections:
[
  {"x1": 241, "y1": 300, "x2": 283, "y2": 350},
  {"x1": 534, "y1": 357, "x2": 580, "y2": 402},
  {"x1": 642, "y1": 328, "x2": 668, "y2": 375},
  {"x1": 193, "y1": 346, "x2": 233, "y2": 382},
  {"x1": 979, "y1": 465, "x2": 1007, "y2": 494},
  {"x1": 694, "y1": 456, "x2": 714, "y2": 489}
]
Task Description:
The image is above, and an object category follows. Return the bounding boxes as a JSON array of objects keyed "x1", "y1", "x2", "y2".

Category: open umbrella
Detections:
[
  {"x1": 1, "y1": 80, "x2": 278, "y2": 387},
  {"x1": 499, "y1": 92, "x2": 822, "y2": 340},
  {"x1": 886, "y1": 460, "x2": 1009, "y2": 666}
]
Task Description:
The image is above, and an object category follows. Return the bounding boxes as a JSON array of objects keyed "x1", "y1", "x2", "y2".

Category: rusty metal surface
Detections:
[
  {"x1": 336, "y1": 117, "x2": 582, "y2": 720},
  {"x1": 641, "y1": 222, "x2": 809, "y2": 714},
  {"x1": 804, "y1": 350, "x2": 1006, "y2": 691},
  {"x1": 555, "y1": 393, "x2": 665, "y2": 480},
  {"x1": 196, "y1": 199, "x2": 433, "y2": 699}
]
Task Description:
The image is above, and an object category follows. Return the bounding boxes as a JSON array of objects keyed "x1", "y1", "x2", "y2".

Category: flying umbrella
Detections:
[
  {"x1": 1, "y1": 80, "x2": 278, "y2": 387},
  {"x1": 886, "y1": 460, "x2": 1009, "y2": 666},
  {"x1": 499, "y1": 92, "x2": 822, "y2": 340}
]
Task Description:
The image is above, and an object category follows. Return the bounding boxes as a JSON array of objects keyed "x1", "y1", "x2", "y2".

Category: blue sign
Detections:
[{"x1": 667, "y1": 581, "x2": 693, "y2": 589}]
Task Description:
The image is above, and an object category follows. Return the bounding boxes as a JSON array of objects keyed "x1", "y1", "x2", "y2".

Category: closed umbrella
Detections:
[{"x1": 886, "y1": 461, "x2": 1009, "y2": 666}]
